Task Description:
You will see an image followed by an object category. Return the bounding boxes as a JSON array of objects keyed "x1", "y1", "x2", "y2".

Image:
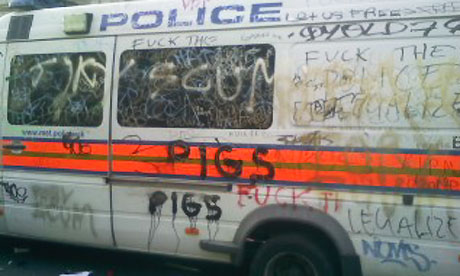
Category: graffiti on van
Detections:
[
  {"x1": 182, "y1": 193, "x2": 202, "y2": 235},
  {"x1": 236, "y1": 185, "x2": 341, "y2": 213},
  {"x1": 7, "y1": 52, "x2": 106, "y2": 127},
  {"x1": 277, "y1": 131, "x2": 335, "y2": 146},
  {"x1": 117, "y1": 44, "x2": 274, "y2": 129},
  {"x1": 348, "y1": 207, "x2": 458, "y2": 241},
  {"x1": 181, "y1": 193, "x2": 222, "y2": 239},
  {"x1": 31, "y1": 186, "x2": 97, "y2": 237},
  {"x1": 287, "y1": 1, "x2": 460, "y2": 22},
  {"x1": 168, "y1": 140, "x2": 275, "y2": 182},
  {"x1": 99, "y1": 1, "x2": 460, "y2": 32},
  {"x1": 146, "y1": 190, "x2": 222, "y2": 248},
  {"x1": 147, "y1": 191, "x2": 168, "y2": 251},
  {"x1": 292, "y1": 42, "x2": 460, "y2": 128},
  {"x1": 0, "y1": 181, "x2": 28, "y2": 204},
  {"x1": 147, "y1": 191, "x2": 181, "y2": 252},
  {"x1": 237, "y1": 185, "x2": 313, "y2": 207},
  {"x1": 171, "y1": 192, "x2": 180, "y2": 252},
  {"x1": 294, "y1": 17, "x2": 460, "y2": 41},
  {"x1": 453, "y1": 136, "x2": 460, "y2": 149},
  {"x1": 114, "y1": 136, "x2": 460, "y2": 191},
  {"x1": 362, "y1": 239, "x2": 437, "y2": 272},
  {"x1": 203, "y1": 194, "x2": 222, "y2": 240},
  {"x1": 131, "y1": 34, "x2": 218, "y2": 49},
  {"x1": 182, "y1": 0, "x2": 213, "y2": 11},
  {"x1": 62, "y1": 132, "x2": 92, "y2": 155}
]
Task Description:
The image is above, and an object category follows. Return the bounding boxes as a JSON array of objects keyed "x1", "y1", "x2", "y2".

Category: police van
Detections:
[{"x1": 1, "y1": 0, "x2": 460, "y2": 275}]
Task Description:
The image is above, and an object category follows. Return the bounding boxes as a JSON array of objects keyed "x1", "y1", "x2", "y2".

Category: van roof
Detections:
[{"x1": 0, "y1": 0, "x2": 458, "y2": 42}]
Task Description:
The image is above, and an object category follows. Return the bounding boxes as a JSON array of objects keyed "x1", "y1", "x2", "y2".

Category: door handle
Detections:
[
  {"x1": 107, "y1": 176, "x2": 232, "y2": 192},
  {"x1": 3, "y1": 141, "x2": 26, "y2": 153}
]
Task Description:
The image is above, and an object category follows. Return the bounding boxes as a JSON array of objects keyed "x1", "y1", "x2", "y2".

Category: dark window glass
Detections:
[
  {"x1": 118, "y1": 44, "x2": 275, "y2": 129},
  {"x1": 8, "y1": 52, "x2": 106, "y2": 126}
]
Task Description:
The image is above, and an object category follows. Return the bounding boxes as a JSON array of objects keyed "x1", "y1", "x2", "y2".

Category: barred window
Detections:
[
  {"x1": 8, "y1": 52, "x2": 106, "y2": 126},
  {"x1": 117, "y1": 44, "x2": 275, "y2": 129}
]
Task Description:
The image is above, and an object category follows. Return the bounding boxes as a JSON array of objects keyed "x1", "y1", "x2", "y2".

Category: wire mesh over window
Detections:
[
  {"x1": 117, "y1": 44, "x2": 275, "y2": 129},
  {"x1": 8, "y1": 52, "x2": 106, "y2": 126}
]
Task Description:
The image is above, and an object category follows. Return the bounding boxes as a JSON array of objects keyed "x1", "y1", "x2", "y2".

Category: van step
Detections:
[{"x1": 199, "y1": 240, "x2": 238, "y2": 254}]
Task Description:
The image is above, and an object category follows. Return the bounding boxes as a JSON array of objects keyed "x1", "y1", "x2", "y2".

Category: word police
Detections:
[{"x1": 100, "y1": 2, "x2": 283, "y2": 31}]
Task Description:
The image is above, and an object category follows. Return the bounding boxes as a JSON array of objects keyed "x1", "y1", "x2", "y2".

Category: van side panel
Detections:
[
  {"x1": 0, "y1": 1, "x2": 460, "y2": 275},
  {"x1": 109, "y1": 11, "x2": 460, "y2": 275},
  {"x1": 1, "y1": 37, "x2": 114, "y2": 246}
]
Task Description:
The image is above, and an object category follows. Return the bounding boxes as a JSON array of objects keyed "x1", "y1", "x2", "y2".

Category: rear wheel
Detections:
[{"x1": 249, "y1": 233, "x2": 338, "y2": 276}]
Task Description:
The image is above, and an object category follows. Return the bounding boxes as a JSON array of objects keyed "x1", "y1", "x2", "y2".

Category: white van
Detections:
[{"x1": 1, "y1": 0, "x2": 460, "y2": 275}]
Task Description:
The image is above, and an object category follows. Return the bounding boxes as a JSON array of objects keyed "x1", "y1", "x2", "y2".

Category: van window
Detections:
[
  {"x1": 117, "y1": 44, "x2": 275, "y2": 129},
  {"x1": 7, "y1": 52, "x2": 106, "y2": 126}
]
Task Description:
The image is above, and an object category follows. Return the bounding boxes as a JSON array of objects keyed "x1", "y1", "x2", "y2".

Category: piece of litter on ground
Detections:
[
  {"x1": 13, "y1": 248, "x2": 30, "y2": 254},
  {"x1": 165, "y1": 263, "x2": 200, "y2": 273},
  {"x1": 59, "y1": 272, "x2": 93, "y2": 276}
]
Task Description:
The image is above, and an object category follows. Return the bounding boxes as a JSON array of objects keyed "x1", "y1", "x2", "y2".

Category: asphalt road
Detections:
[{"x1": 0, "y1": 237, "x2": 238, "y2": 276}]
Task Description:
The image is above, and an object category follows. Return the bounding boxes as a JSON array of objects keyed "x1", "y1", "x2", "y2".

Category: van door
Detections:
[
  {"x1": 109, "y1": 30, "x2": 276, "y2": 260},
  {"x1": 109, "y1": 33, "x2": 238, "y2": 256},
  {"x1": 2, "y1": 37, "x2": 114, "y2": 246},
  {"x1": 109, "y1": 34, "x2": 186, "y2": 255},
  {"x1": 0, "y1": 43, "x2": 7, "y2": 233}
]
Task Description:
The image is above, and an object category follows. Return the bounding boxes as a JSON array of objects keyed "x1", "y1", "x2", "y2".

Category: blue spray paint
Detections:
[{"x1": 362, "y1": 239, "x2": 437, "y2": 272}]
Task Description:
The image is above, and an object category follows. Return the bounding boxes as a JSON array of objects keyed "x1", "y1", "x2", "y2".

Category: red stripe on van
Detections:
[
  {"x1": 4, "y1": 155, "x2": 108, "y2": 172},
  {"x1": 112, "y1": 143, "x2": 460, "y2": 191},
  {"x1": 2, "y1": 140, "x2": 108, "y2": 173},
  {"x1": 3, "y1": 139, "x2": 460, "y2": 191}
]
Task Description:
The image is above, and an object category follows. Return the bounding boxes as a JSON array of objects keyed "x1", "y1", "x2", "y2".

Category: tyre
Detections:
[{"x1": 249, "y1": 233, "x2": 338, "y2": 276}]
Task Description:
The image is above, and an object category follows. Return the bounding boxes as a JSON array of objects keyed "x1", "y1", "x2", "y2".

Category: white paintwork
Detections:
[
  {"x1": 0, "y1": 1, "x2": 459, "y2": 275},
  {"x1": 2, "y1": 37, "x2": 114, "y2": 245},
  {"x1": 0, "y1": 42, "x2": 6, "y2": 233},
  {"x1": 0, "y1": 0, "x2": 456, "y2": 41}
]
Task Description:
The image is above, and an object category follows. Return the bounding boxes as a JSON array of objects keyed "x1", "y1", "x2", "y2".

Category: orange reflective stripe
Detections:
[
  {"x1": 112, "y1": 144, "x2": 168, "y2": 158},
  {"x1": 112, "y1": 143, "x2": 460, "y2": 191},
  {"x1": 2, "y1": 140, "x2": 108, "y2": 173},
  {"x1": 4, "y1": 155, "x2": 107, "y2": 172},
  {"x1": 4, "y1": 139, "x2": 460, "y2": 191},
  {"x1": 113, "y1": 144, "x2": 460, "y2": 170},
  {"x1": 111, "y1": 159, "x2": 460, "y2": 190},
  {"x1": 19, "y1": 141, "x2": 108, "y2": 155}
]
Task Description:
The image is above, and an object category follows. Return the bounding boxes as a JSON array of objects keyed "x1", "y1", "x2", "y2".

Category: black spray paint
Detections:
[
  {"x1": 182, "y1": 193, "x2": 202, "y2": 231},
  {"x1": 168, "y1": 140, "x2": 275, "y2": 182},
  {"x1": 204, "y1": 195, "x2": 222, "y2": 240},
  {"x1": 147, "y1": 191, "x2": 168, "y2": 251},
  {"x1": 0, "y1": 181, "x2": 28, "y2": 204}
]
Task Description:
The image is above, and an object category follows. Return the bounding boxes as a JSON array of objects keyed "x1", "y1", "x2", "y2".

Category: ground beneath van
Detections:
[{"x1": 0, "y1": 237, "x2": 236, "y2": 276}]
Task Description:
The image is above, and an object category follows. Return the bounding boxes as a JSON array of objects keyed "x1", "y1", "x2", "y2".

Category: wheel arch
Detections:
[{"x1": 232, "y1": 204, "x2": 362, "y2": 276}]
